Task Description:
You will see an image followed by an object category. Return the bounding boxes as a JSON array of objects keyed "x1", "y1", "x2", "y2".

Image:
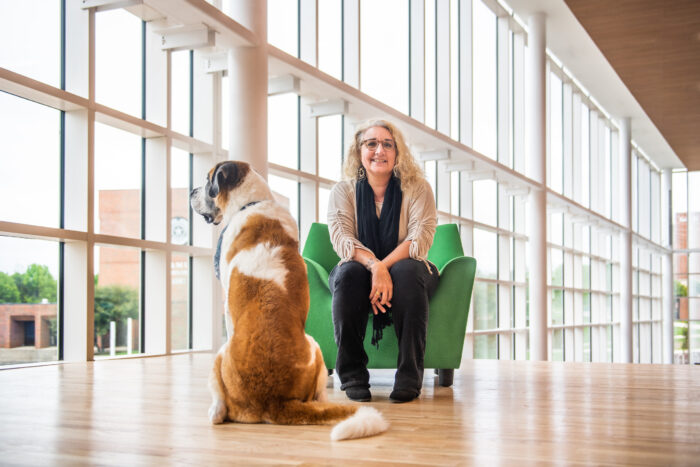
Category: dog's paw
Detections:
[{"x1": 208, "y1": 400, "x2": 227, "y2": 424}]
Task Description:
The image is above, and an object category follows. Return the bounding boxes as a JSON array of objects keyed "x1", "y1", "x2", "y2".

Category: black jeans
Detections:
[{"x1": 328, "y1": 258, "x2": 439, "y2": 394}]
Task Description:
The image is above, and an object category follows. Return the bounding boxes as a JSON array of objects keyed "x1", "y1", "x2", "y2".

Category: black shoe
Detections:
[
  {"x1": 389, "y1": 389, "x2": 418, "y2": 403},
  {"x1": 345, "y1": 386, "x2": 371, "y2": 402}
]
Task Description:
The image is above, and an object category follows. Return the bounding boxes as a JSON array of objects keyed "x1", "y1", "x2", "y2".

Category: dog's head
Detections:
[{"x1": 190, "y1": 160, "x2": 273, "y2": 225}]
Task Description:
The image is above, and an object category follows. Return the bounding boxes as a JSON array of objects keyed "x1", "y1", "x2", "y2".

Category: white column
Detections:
[
  {"x1": 661, "y1": 169, "x2": 674, "y2": 363},
  {"x1": 109, "y1": 321, "x2": 116, "y2": 356},
  {"x1": 227, "y1": 1, "x2": 267, "y2": 178},
  {"x1": 127, "y1": 317, "x2": 133, "y2": 354},
  {"x1": 619, "y1": 117, "x2": 633, "y2": 363},
  {"x1": 526, "y1": 13, "x2": 548, "y2": 361}
]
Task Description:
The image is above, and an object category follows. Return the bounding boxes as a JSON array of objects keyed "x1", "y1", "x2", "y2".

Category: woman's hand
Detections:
[{"x1": 368, "y1": 261, "x2": 393, "y2": 315}]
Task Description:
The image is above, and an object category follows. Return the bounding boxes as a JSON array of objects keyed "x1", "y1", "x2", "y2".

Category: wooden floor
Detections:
[{"x1": 1, "y1": 354, "x2": 699, "y2": 466}]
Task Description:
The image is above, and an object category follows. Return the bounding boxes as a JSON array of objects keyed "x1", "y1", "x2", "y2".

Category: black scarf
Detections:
[{"x1": 356, "y1": 175, "x2": 402, "y2": 347}]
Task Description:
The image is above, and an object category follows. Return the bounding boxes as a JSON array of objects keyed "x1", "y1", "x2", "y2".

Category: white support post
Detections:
[
  {"x1": 109, "y1": 321, "x2": 116, "y2": 356},
  {"x1": 619, "y1": 117, "x2": 633, "y2": 363},
  {"x1": 661, "y1": 169, "x2": 674, "y2": 363},
  {"x1": 145, "y1": 21, "x2": 168, "y2": 127},
  {"x1": 227, "y1": 0, "x2": 267, "y2": 178},
  {"x1": 145, "y1": 250, "x2": 168, "y2": 355},
  {"x1": 127, "y1": 317, "x2": 133, "y2": 354},
  {"x1": 526, "y1": 12, "x2": 548, "y2": 361},
  {"x1": 193, "y1": 50, "x2": 215, "y2": 144},
  {"x1": 192, "y1": 255, "x2": 215, "y2": 351}
]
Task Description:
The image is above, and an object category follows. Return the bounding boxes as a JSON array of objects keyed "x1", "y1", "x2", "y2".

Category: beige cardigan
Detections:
[{"x1": 327, "y1": 178, "x2": 437, "y2": 268}]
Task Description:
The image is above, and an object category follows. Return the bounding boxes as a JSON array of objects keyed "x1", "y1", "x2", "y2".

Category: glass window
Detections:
[
  {"x1": 451, "y1": 172, "x2": 460, "y2": 216},
  {"x1": 94, "y1": 123, "x2": 142, "y2": 238},
  {"x1": 94, "y1": 246, "x2": 141, "y2": 357},
  {"x1": 171, "y1": 148, "x2": 191, "y2": 246},
  {"x1": 95, "y1": 9, "x2": 142, "y2": 117},
  {"x1": 0, "y1": 237, "x2": 59, "y2": 366},
  {"x1": 171, "y1": 50, "x2": 192, "y2": 136},
  {"x1": 450, "y1": 0, "x2": 459, "y2": 139},
  {"x1": 474, "y1": 334, "x2": 497, "y2": 359},
  {"x1": 688, "y1": 172, "x2": 700, "y2": 250},
  {"x1": 319, "y1": 187, "x2": 331, "y2": 225},
  {"x1": 221, "y1": 75, "x2": 230, "y2": 151},
  {"x1": 473, "y1": 179, "x2": 497, "y2": 226},
  {"x1": 360, "y1": 0, "x2": 409, "y2": 114},
  {"x1": 266, "y1": 0, "x2": 298, "y2": 57},
  {"x1": 549, "y1": 72, "x2": 563, "y2": 194},
  {"x1": 269, "y1": 175, "x2": 298, "y2": 224},
  {"x1": 552, "y1": 329, "x2": 564, "y2": 361},
  {"x1": 424, "y1": 0, "x2": 436, "y2": 128},
  {"x1": 318, "y1": 115, "x2": 343, "y2": 180},
  {"x1": 318, "y1": 0, "x2": 342, "y2": 80},
  {"x1": 473, "y1": 0, "x2": 497, "y2": 160},
  {"x1": 0, "y1": 1, "x2": 60, "y2": 87},
  {"x1": 473, "y1": 229, "x2": 497, "y2": 279},
  {"x1": 580, "y1": 104, "x2": 590, "y2": 207},
  {"x1": 171, "y1": 253, "x2": 190, "y2": 351},
  {"x1": 268, "y1": 94, "x2": 299, "y2": 170},
  {"x1": 473, "y1": 282, "x2": 498, "y2": 331},
  {"x1": 0, "y1": 92, "x2": 60, "y2": 228}
]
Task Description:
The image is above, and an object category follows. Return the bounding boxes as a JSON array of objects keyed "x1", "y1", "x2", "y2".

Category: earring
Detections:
[{"x1": 358, "y1": 166, "x2": 366, "y2": 180}]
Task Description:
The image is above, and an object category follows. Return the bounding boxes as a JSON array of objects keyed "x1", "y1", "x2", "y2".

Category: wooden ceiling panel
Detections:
[{"x1": 565, "y1": 0, "x2": 700, "y2": 170}]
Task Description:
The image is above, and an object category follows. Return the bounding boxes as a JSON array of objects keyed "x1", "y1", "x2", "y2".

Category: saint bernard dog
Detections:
[{"x1": 190, "y1": 160, "x2": 388, "y2": 441}]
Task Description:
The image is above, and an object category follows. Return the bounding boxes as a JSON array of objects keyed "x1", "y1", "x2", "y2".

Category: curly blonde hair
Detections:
[{"x1": 342, "y1": 119, "x2": 425, "y2": 190}]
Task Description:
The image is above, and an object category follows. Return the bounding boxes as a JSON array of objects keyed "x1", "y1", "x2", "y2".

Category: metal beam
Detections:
[
  {"x1": 267, "y1": 75, "x2": 300, "y2": 96},
  {"x1": 157, "y1": 23, "x2": 215, "y2": 51},
  {"x1": 308, "y1": 99, "x2": 348, "y2": 118}
]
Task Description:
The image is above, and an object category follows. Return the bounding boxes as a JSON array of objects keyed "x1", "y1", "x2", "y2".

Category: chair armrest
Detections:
[
  {"x1": 424, "y1": 256, "x2": 477, "y2": 369},
  {"x1": 303, "y1": 257, "x2": 338, "y2": 368}
]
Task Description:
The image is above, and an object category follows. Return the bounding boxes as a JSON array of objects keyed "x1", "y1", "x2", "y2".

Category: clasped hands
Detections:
[{"x1": 368, "y1": 260, "x2": 392, "y2": 315}]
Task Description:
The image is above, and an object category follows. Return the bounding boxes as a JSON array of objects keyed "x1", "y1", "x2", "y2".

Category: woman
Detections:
[{"x1": 327, "y1": 119, "x2": 439, "y2": 403}]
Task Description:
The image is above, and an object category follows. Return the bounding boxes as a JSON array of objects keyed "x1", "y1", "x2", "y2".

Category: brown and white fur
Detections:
[{"x1": 190, "y1": 160, "x2": 388, "y2": 441}]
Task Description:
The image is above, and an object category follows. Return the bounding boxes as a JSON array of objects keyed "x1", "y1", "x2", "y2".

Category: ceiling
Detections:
[
  {"x1": 564, "y1": 0, "x2": 700, "y2": 171},
  {"x1": 507, "y1": 0, "x2": 699, "y2": 171}
]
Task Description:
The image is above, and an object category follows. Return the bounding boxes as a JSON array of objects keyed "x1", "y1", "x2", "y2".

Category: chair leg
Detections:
[{"x1": 438, "y1": 369, "x2": 454, "y2": 387}]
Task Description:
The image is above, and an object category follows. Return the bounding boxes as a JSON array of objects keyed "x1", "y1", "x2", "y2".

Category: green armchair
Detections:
[{"x1": 302, "y1": 222, "x2": 476, "y2": 387}]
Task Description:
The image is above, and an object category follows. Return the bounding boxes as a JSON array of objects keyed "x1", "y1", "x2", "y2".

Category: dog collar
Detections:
[{"x1": 240, "y1": 200, "x2": 261, "y2": 211}]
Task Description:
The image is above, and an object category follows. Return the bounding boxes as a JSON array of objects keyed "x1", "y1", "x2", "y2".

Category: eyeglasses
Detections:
[{"x1": 361, "y1": 138, "x2": 396, "y2": 151}]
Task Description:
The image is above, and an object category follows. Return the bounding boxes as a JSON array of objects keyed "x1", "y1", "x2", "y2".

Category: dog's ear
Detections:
[
  {"x1": 208, "y1": 165, "x2": 223, "y2": 198},
  {"x1": 208, "y1": 163, "x2": 234, "y2": 198},
  {"x1": 208, "y1": 162, "x2": 247, "y2": 198}
]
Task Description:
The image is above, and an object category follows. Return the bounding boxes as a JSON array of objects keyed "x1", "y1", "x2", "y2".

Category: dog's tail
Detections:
[{"x1": 269, "y1": 400, "x2": 389, "y2": 441}]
